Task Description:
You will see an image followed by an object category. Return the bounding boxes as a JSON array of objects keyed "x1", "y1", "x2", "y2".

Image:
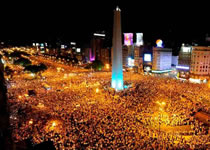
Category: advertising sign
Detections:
[
  {"x1": 136, "y1": 33, "x2": 143, "y2": 46},
  {"x1": 124, "y1": 33, "x2": 133, "y2": 46}
]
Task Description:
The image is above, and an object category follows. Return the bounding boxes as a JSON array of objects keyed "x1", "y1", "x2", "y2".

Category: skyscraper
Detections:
[
  {"x1": 152, "y1": 47, "x2": 172, "y2": 71},
  {"x1": 111, "y1": 6, "x2": 124, "y2": 90},
  {"x1": 90, "y1": 32, "x2": 106, "y2": 61}
]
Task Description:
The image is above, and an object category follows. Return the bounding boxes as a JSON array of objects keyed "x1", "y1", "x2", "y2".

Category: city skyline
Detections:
[{"x1": 1, "y1": 1, "x2": 210, "y2": 147}]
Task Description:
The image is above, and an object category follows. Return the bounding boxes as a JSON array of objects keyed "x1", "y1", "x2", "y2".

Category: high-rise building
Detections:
[
  {"x1": 121, "y1": 33, "x2": 144, "y2": 69},
  {"x1": 134, "y1": 46, "x2": 140, "y2": 67},
  {"x1": 90, "y1": 32, "x2": 105, "y2": 62},
  {"x1": 84, "y1": 32, "x2": 111, "y2": 64},
  {"x1": 177, "y1": 44, "x2": 192, "y2": 68},
  {"x1": 134, "y1": 46, "x2": 143, "y2": 73},
  {"x1": 176, "y1": 44, "x2": 192, "y2": 79},
  {"x1": 141, "y1": 45, "x2": 153, "y2": 72},
  {"x1": 122, "y1": 45, "x2": 135, "y2": 67},
  {"x1": 177, "y1": 45, "x2": 210, "y2": 80},
  {"x1": 101, "y1": 48, "x2": 110, "y2": 65},
  {"x1": 172, "y1": 56, "x2": 179, "y2": 66},
  {"x1": 84, "y1": 48, "x2": 91, "y2": 62},
  {"x1": 111, "y1": 6, "x2": 124, "y2": 90},
  {"x1": 152, "y1": 47, "x2": 172, "y2": 71},
  {"x1": 134, "y1": 46, "x2": 142, "y2": 66},
  {"x1": 122, "y1": 46, "x2": 129, "y2": 66},
  {"x1": 190, "y1": 46, "x2": 210, "y2": 80}
]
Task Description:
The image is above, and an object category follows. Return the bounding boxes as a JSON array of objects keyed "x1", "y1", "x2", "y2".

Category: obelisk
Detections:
[{"x1": 111, "y1": 6, "x2": 124, "y2": 90}]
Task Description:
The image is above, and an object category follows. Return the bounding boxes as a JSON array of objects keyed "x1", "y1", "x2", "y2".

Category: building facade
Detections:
[
  {"x1": 134, "y1": 46, "x2": 143, "y2": 72},
  {"x1": 101, "y1": 48, "x2": 110, "y2": 65},
  {"x1": 90, "y1": 32, "x2": 105, "y2": 62},
  {"x1": 172, "y1": 56, "x2": 179, "y2": 66},
  {"x1": 122, "y1": 46, "x2": 129, "y2": 66},
  {"x1": 134, "y1": 46, "x2": 140, "y2": 67},
  {"x1": 177, "y1": 45, "x2": 210, "y2": 80},
  {"x1": 152, "y1": 47, "x2": 172, "y2": 71},
  {"x1": 190, "y1": 46, "x2": 210, "y2": 79},
  {"x1": 176, "y1": 44, "x2": 192, "y2": 79}
]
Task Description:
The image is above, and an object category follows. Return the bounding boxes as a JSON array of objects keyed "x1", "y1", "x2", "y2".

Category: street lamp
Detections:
[
  {"x1": 96, "y1": 88, "x2": 99, "y2": 93},
  {"x1": 29, "y1": 119, "x2": 33, "y2": 125},
  {"x1": 52, "y1": 121, "x2": 56, "y2": 127},
  {"x1": 161, "y1": 101, "x2": 166, "y2": 106},
  {"x1": 105, "y1": 64, "x2": 110, "y2": 71}
]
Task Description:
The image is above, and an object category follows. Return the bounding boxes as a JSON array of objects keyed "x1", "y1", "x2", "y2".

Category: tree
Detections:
[
  {"x1": 39, "y1": 63, "x2": 47, "y2": 71},
  {"x1": 24, "y1": 65, "x2": 40, "y2": 74},
  {"x1": 9, "y1": 51, "x2": 30, "y2": 58},
  {"x1": 14, "y1": 57, "x2": 32, "y2": 67},
  {"x1": 85, "y1": 60, "x2": 104, "y2": 71},
  {"x1": 24, "y1": 64, "x2": 48, "y2": 78},
  {"x1": 9, "y1": 51, "x2": 21, "y2": 58}
]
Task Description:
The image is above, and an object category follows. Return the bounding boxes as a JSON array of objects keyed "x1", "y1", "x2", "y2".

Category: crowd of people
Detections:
[{"x1": 6, "y1": 55, "x2": 210, "y2": 149}]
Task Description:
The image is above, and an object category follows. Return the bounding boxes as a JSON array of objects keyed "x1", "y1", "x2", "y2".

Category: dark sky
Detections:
[{"x1": 0, "y1": 0, "x2": 209, "y2": 47}]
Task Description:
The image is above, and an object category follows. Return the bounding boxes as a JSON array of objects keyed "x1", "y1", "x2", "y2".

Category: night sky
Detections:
[{"x1": 1, "y1": 0, "x2": 209, "y2": 48}]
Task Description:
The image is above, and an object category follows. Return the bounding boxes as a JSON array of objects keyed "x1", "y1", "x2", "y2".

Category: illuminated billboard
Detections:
[
  {"x1": 124, "y1": 33, "x2": 133, "y2": 46},
  {"x1": 61, "y1": 45, "x2": 65, "y2": 49},
  {"x1": 128, "y1": 57, "x2": 134, "y2": 67},
  {"x1": 40, "y1": 43, "x2": 44, "y2": 48},
  {"x1": 136, "y1": 33, "x2": 143, "y2": 46},
  {"x1": 176, "y1": 66, "x2": 189, "y2": 70},
  {"x1": 94, "y1": 33, "x2": 105, "y2": 37},
  {"x1": 182, "y1": 46, "x2": 191, "y2": 53},
  {"x1": 156, "y1": 39, "x2": 163, "y2": 48},
  {"x1": 61, "y1": 45, "x2": 67, "y2": 49},
  {"x1": 144, "y1": 54, "x2": 152, "y2": 62},
  {"x1": 76, "y1": 48, "x2": 81, "y2": 53},
  {"x1": 70, "y1": 42, "x2": 76, "y2": 45}
]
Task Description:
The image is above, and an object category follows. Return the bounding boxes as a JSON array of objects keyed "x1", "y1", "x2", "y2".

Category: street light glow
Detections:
[
  {"x1": 70, "y1": 42, "x2": 76, "y2": 45},
  {"x1": 161, "y1": 102, "x2": 166, "y2": 105},
  {"x1": 176, "y1": 66, "x2": 190, "y2": 70},
  {"x1": 52, "y1": 121, "x2": 56, "y2": 127},
  {"x1": 30, "y1": 73, "x2": 35, "y2": 77},
  {"x1": 96, "y1": 88, "x2": 99, "y2": 93},
  {"x1": 106, "y1": 64, "x2": 110, "y2": 69},
  {"x1": 29, "y1": 120, "x2": 33, "y2": 125}
]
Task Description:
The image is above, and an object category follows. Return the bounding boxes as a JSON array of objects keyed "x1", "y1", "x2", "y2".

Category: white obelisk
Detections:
[{"x1": 111, "y1": 6, "x2": 123, "y2": 90}]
